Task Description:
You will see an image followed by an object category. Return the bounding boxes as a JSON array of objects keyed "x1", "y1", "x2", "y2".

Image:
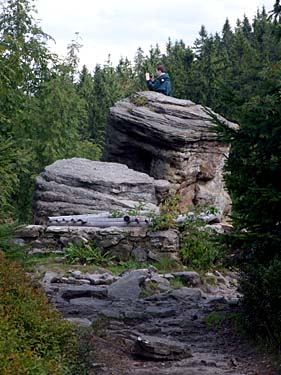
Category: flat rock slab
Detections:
[
  {"x1": 108, "y1": 269, "x2": 148, "y2": 300},
  {"x1": 169, "y1": 287, "x2": 203, "y2": 302},
  {"x1": 60, "y1": 285, "x2": 108, "y2": 300},
  {"x1": 134, "y1": 335, "x2": 192, "y2": 360}
]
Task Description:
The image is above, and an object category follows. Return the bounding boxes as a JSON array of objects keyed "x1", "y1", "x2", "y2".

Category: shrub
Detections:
[
  {"x1": 154, "y1": 256, "x2": 183, "y2": 272},
  {"x1": 150, "y1": 195, "x2": 181, "y2": 232},
  {"x1": 204, "y1": 311, "x2": 226, "y2": 329},
  {"x1": 0, "y1": 251, "x2": 77, "y2": 374},
  {"x1": 240, "y1": 258, "x2": 281, "y2": 349},
  {"x1": 179, "y1": 215, "x2": 224, "y2": 270},
  {"x1": 0, "y1": 222, "x2": 28, "y2": 264},
  {"x1": 150, "y1": 196, "x2": 225, "y2": 270}
]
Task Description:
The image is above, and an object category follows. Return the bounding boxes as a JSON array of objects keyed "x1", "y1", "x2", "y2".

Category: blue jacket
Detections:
[{"x1": 146, "y1": 73, "x2": 171, "y2": 96}]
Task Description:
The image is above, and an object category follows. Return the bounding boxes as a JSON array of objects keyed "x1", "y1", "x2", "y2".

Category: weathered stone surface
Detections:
[
  {"x1": 169, "y1": 287, "x2": 203, "y2": 302},
  {"x1": 134, "y1": 335, "x2": 192, "y2": 360},
  {"x1": 108, "y1": 269, "x2": 148, "y2": 300},
  {"x1": 85, "y1": 273, "x2": 118, "y2": 286},
  {"x1": 40, "y1": 266, "x2": 272, "y2": 375},
  {"x1": 65, "y1": 317, "x2": 92, "y2": 327},
  {"x1": 16, "y1": 225, "x2": 180, "y2": 261},
  {"x1": 42, "y1": 271, "x2": 62, "y2": 284},
  {"x1": 33, "y1": 158, "x2": 170, "y2": 224},
  {"x1": 131, "y1": 247, "x2": 148, "y2": 262},
  {"x1": 150, "y1": 273, "x2": 170, "y2": 287},
  {"x1": 103, "y1": 92, "x2": 238, "y2": 217},
  {"x1": 60, "y1": 285, "x2": 108, "y2": 300},
  {"x1": 15, "y1": 225, "x2": 45, "y2": 238}
]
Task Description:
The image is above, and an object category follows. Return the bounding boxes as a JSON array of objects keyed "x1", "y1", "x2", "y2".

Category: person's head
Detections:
[{"x1": 155, "y1": 64, "x2": 166, "y2": 76}]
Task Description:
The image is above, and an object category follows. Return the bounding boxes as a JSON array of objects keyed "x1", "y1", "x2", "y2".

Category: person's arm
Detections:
[{"x1": 146, "y1": 76, "x2": 161, "y2": 91}]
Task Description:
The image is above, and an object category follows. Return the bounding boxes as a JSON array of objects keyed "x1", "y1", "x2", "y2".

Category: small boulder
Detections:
[
  {"x1": 108, "y1": 269, "x2": 148, "y2": 300},
  {"x1": 134, "y1": 335, "x2": 192, "y2": 360}
]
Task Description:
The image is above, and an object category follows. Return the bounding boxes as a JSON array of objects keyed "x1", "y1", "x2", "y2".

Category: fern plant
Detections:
[{"x1": 64, "y1": 241, "x2": 114, "y2": 265}]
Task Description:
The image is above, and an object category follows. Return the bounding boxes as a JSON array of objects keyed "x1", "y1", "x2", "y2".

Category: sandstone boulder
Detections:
[
  {"x1": 33, "y1": 158, "x2": 170, "y2": 224},
  {"x1": 103, "y1": 91, "x2": 238, "y2": 217}
]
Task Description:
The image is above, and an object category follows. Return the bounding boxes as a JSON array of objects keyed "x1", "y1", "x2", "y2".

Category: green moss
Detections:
[
  {"x1": 170, "y1": 277, "x2": 185, "y2": 289},
  {"x1": 129, "y1": 95, "x2": 148, "y2": 106},
  {"x1": 154, "y1": 256, "x2": 184, "y2": 273},
  {"x1": 204, "y1": 311, "x2": 226, "y2": 329},
  {"x1": 139, "y1": 280, "x2": 159, "y2": 298}
]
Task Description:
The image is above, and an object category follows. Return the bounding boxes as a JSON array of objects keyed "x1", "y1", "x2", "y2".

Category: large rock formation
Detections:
[
  {"x1": 33, "y1": 158, "x2": 170, "y2": 224},
  {"x1": 103, "y1": 91, "x2": 238, "y2": 217}
]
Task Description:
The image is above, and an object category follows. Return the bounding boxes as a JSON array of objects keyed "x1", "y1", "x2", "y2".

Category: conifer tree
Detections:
[
  {"x1": 214, "y1": 16, "x2": 281, "y2": 346},
  {"x1": 163, "y1": 39, "x2": 193, "y2": 98}
]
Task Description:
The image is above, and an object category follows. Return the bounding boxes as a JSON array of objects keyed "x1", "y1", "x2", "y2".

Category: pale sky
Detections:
[{"x1": 35, "y1": 0, "x2": 274, "y2": 70}]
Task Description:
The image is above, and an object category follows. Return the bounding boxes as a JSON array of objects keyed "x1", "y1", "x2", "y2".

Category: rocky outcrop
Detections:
[
  {"x1": 103, "y1": 91, "x2": 238, "y2": 217},
  {"x1": 33, "y1": 158, "x2": 170, "y2": 224}
]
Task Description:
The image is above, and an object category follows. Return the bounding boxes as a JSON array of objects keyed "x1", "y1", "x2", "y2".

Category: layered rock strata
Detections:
[
  {"x1": 103, "y1": 91, "x2": 238, "y2": 217},
  {"x1": 33, "y1": 158, "x2": 170, "y2": 224}
]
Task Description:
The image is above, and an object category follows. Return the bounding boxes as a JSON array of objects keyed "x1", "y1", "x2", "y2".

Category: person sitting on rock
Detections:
[{"x1": 145, "y1": 65, "x2": 171, "y2": 96}]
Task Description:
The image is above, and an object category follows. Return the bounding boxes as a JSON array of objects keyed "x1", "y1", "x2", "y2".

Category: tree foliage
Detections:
[{"x1": 213, "y1": 16, "x2": 281, "y2": 348}]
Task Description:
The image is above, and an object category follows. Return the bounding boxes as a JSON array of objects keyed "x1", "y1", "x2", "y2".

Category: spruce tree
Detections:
[{"x1": 215, "y1": 22, "x2": 281, "y2": 347}]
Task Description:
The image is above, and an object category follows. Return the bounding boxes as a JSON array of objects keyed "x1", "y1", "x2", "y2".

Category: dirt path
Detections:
[
  {"x1": 80, "y1": 299, "x2": 277, "y2": 375},
  {"x1": 41, "y1": 268, "x2": 279, "y2": 375}
]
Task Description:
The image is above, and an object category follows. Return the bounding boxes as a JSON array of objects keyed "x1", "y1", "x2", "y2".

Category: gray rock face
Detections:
[
  {"x1": 107, "y1": 269, "x2": 148, "y2": 300},
  {"x1": 103, "y1": 92, "x2": 238, "y2": 217},
  {"x1": 60, "y1": 285, "x2": 108, "y2": 300},
  {"x1": 134, "y1": 335, "x2": 191, "y2": 360},
  {"x1": 33, "y1": 158, "x2": 170, "y2": 224}
]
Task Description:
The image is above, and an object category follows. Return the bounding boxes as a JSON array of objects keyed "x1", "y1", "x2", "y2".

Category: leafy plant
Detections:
[
  {"x1": 240, "y1": 259, "x2": 281, "y2": 349},
  {"x1": 149, "y1": 195, "x2": 224, "y2": 270},
  {"x1": 64, "y1": 241, "x2": 114, "y2": 265},
  {"x1": 0, "y1": 222, "x2": 28, "y2": 264},
  {"x1": 127, "y1": 202, "x2": 145, "y2": 216},
  {"x1": 150, "y1": 195, "x2": 181, "y2": 232},
  {"x1": 179, "y1": 215, "x2": 224, "y2": 270},
  {"x1": 204, "y1": 312, "x2": 226, "y2": 329},
  {"x1": 170, "y1": 277, "x2": 185, "y2": 289},
  {"x1": 154, "y1": 256, "x2": 183, "y2": 272},
  {"x1": 110, "y1": 209, "x2": 123, "y2": 218},
  {"x1": 139, "y1": 280, "x2": 159, "y2": 298},
  {"x1": 0, "y1": 251, "x2": 78, "y2": 374}
]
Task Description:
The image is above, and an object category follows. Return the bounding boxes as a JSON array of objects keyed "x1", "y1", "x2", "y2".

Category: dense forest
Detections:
[{"x1": 0, "y1": 0, "x2": 281, "y2": 353}]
